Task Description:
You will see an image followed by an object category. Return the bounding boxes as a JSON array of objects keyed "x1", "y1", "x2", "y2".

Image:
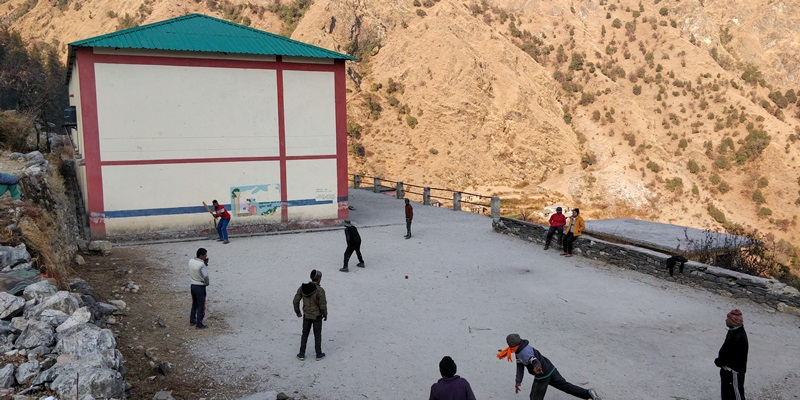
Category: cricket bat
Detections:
[{"x1": 202, "y1": 201, "x2": 217, "y2": 229}]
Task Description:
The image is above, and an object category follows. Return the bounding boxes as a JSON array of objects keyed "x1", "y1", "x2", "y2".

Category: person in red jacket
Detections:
[
  {"x1": 404, "y1": 198, "x2": 414, "y2": 239},
  {"x1": 212, "y1": 200, "x2": 231, "y2": 244},
  {"x1": 544, "y1": 207, "x2": 566, "y2": 250}
]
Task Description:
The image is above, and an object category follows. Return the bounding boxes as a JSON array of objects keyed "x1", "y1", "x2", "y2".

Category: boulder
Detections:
[
  {"x1": 23, "y1": 151, "x2": 45, "y2": 162},
  {"x1": 49, "y1": 361, "x2": 125, "y2": 399},
  {"x1": 24, "y1": 291, "x2": 82, "y2": 320},
  {"x1": 14, "y1": 360, "x2": 38, "y2": 385},
  {"x1": 0, "y1": 244, "x2": 31, "y2": 270},
  {"x1": 14, "y1": 321, "x2": 55, "y2": 349},
  {"x1": 10, "y1": 317, "x2": 27, "y2": 332},
  {"x1": 0, "y1": 363, "x2": 14, "y2": 388},
  {"x1": 153, "y1": 391, "x2": 175, "y2": 400},
  {"x1": 0, "y1": 292, "x2": 25, "y2": 319},
  {"x1": 22, "y1": 281, "x2": 58, "y2": 302},
  {"x1": 75, "y1": 254, "x2": 86, "y2": 265},
  {"x1": 56, "y1": 307, "x2": 92, "y2": 333},
  {"x1": 87, "y1": 241, "x2": 112, "y2": 254},
  {"x1": 40, "y1": 309, "x2": 70, "y2": 328},
  {"x1": 94, "y1": 302, "x2": 118, "y2": 316},
  {"x1": 0, "y1": 321, "x2": 20, "y2": 336},
  {"x1": 55, "y1": 323, "x2": 116, "y2": 358},
  {"x1": 69, "y1": 279, "x2": 100, "y2": 302},
  {"x1": 107, "y1": 300, "x2": 126, "y2": 311},
  {"x1": 0, "y1": 334, "x2": 15, "y2": 352}
]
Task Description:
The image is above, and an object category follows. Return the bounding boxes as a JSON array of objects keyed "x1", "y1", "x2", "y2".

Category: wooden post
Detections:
[
  {"x1": 354, "y1": 174, "x2": 361, "y2": 188},
  {"x1": 396, "y1": 182, "x2": 404, "y2": 199},
  {"x1": 423, "y1": 187, "x2": 431, "y2": 205},
  {"x1": 373, "y1": 177, "x2": 380, "y2": 193}
]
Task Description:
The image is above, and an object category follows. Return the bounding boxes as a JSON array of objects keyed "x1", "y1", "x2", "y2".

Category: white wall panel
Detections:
[
  {"x1": 94, "y1": 63, "x2": 279, "y2": 161},
  {"x1": 286, "y1": 159, "x2": 338, "y2": 219},
  {"x1": 102, "y1": 161, "x2": 281, "y2": 212},
  {"x1": 283, "y1": 70, "x2": 336, "y2": 156}
]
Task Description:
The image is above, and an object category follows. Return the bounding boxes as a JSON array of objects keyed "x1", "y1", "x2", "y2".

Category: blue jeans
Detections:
[{"x1": 217, "y1": 218, "x2": 229, "y2": 240}]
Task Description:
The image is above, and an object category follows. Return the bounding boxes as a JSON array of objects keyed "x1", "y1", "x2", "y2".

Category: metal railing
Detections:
[{"x1": 349, "y1": 174, "x2": 500, "y2": 221}]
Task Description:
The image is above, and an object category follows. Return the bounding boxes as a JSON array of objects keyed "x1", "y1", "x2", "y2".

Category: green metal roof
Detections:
[{"x1": 67, "y1": 13, "x2": 354, "y2": 81}]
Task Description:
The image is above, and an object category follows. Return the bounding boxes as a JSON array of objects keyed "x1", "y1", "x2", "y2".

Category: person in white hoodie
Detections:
[{"x1": 188, "y1": 248, "x2": 210, "y2": 329}]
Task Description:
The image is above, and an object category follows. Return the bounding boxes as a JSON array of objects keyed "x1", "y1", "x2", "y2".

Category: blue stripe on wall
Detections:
[{"x1": 104, "y1": 197, "x2": 346, "y2": 218}]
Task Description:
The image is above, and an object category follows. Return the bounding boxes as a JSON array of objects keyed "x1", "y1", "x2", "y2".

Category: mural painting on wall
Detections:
[{"x1": 230, "y1": 184, "x2": 280, "y2": 217}]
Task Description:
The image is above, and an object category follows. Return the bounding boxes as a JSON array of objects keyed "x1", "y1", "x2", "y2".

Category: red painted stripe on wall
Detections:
[
  {"x1": 100, "y1": 154, "x2": 336, "y2": 166},
  {"x1": 276, "y1": 56, "x2": 289, "y2": 223},
  {"x1": 334, "y1": 59, "x2": 349, "y2": 221},
  {"x1": 91, "y1": 53, "x2": 337, "y2": 72},
  {"x1": 77, "y1": 48, "x2": 107, "y2": 238}
]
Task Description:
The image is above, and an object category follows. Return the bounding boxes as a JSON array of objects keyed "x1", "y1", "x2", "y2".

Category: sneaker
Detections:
[
  {"x1": 196, "y1": 323, "x2": 208, "y2": 329},
  {"x1": 296, "y1": 353, "x2": 305, "y2": 361},
  {"x1": 190, "y1": 321, "x2": 196, "y2": 326},
  {"x1": 356, "y1": 262, "x2": 365, "y2": 268},
  {"x1": 215, "y1": 238, "x2": 223, "y2": 242},
  {"x1": 339, "y1": 267, "x2": 349, "y2": 272},
  {"x1": 404, "y1": 235, "x2": 410, "y2": 239},
  {"x1": 222, "y1": 240, "x2": 229, "y2": 244},
  {"x1": 564, "y1": 254, "x2": 573, "y2": 257},
  {"x1": 543, "y1": 245, "x2": 549, "y2": 250},
  {"x1": 560, "y1": 252, "x2": 568, "y2": 256},
  {"x1": 316, "y1": 353, "x2": 326, "y2": 360},
  {"x1": 588, "y1": 388, "x2": 602, "y2": 400}
]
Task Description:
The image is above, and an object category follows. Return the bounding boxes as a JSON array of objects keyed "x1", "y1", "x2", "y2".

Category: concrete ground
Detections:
[{"x1": 148, "y1": 189, "x2": 800, "y2": 400}]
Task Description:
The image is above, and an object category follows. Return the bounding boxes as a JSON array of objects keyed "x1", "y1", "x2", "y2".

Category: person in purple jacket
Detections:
[
  {"x1": 499, "y1": 334, "x2": 603, "y2": 400},
  {"x1": 429, "y1": 356, "x2": 476, "y2": 400}
]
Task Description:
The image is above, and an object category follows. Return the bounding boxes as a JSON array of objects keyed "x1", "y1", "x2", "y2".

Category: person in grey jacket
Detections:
[
  {"x1": 498, "y1": 334, "x2": 602, "y2": 400},
  {"x1": 188, "y1": 248, "x2": 210, "y2": 329}
]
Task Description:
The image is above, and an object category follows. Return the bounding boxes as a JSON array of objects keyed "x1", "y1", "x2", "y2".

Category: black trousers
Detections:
[
  {"x1": 299, "y1": 317, "x2": 323, "y2": 355},
  {"x1": 190, "y1": 284, "x2": 206, "y2": 325},
  {"x1": 530, "y1": 369, "x2": 591, "y2": 400},
  {"x1": 344, "y1": 241, "x2": 364, "y2": 266},
  {"x1": 406, "y1": 218, "x2": 412, "y2": 236},
  {"x1": 563, "y1": 232, "x2": 578, "y2": 254},
  {"x1": 720, "y1": 369, "x2": 746, "y2": 400},
  {"x1": 544, "y1": 226, "x2": 564, "y2": 248}
]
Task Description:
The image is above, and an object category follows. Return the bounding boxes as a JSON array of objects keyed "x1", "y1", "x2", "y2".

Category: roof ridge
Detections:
[{"x1": 69, "y1": 14, "x2": 201, "y2": 46}]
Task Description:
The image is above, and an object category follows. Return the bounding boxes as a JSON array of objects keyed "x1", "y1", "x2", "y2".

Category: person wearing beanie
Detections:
[
  {"x1": 497, "y1": 334, "x2": 603, "y2": 400},
  {"x1": 429, "y1": 356, "x2": 476, "y2": 400},
  {"x1": 714, "y1": 309, "x2": 748, "y2": 400},
  {"x1": 341, "y1": 220, "x2": 365, "y2": 272},
  {"x1": 293, "y1": 269, "x2": 327, "y2": 361}
]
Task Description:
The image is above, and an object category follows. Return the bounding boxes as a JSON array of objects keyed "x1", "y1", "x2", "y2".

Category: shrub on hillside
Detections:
[
  {"x1": 406, "y1": 115, "x2": 418, "y2": 128},
  {"x1": 0, "y1": 112, "x2": 33, "y2": 152},
  {"x1": 646, "y1": 161, "x2": 662, "y2": 173},
  {"x1": 752, "y1": 189, "x2": 766, "y2": 205},
  {"x1": 687, "y1": 160, "x2": 699, "y2": 173},
  {"x1": 758, "y1": 207, "x2": 772, "y2": 218},
  {"x1": 707, "y1": 204, "x2": 727, "y2": 223}
]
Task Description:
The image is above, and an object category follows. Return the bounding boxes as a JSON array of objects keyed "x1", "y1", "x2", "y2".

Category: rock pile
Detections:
[{"x1": 0, "y1": 279, "x2": 127, "y2": 399}]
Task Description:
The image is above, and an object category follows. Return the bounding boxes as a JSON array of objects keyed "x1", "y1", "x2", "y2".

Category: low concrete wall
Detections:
[{"x1": 494, "y1": 217, "x2": 800, "y2": 315}]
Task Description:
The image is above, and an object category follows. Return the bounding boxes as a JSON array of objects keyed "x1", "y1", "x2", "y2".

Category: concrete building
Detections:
[{"x1": 66, "y1": 14, "x2": 354, "y2": 239}]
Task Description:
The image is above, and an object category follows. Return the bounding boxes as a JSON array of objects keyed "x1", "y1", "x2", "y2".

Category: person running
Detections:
[
  {"x1": 544, "y1": 207, "x2": 566, "y2": 251},
  {"x1": 497, "y1": 333, "x2": 602, "y2": 400},
  {"x1": 188, "y1": 248, "x2": 210, "y2": 329},
  {"x1": 293, "y1": 269, "x2": 327, "y2": 361},
  {"x1": 340, "y1": 220, "x2": 364, "y2": 272},
  {"x1": 561, "y1": 208, "x2": 585, "y2": 257},
  {"x1": 715, "y1": 309, "x2": 748, "y2": 400},
  {"x1": 212, "y1": 199, "x2": 231, "y2": 244},
  {"x1": 429, "y1": 356, "x2": 477, "y2": 400},
  {"x1": 405, "y1": 198, "x2": 414, "y2": 239}
]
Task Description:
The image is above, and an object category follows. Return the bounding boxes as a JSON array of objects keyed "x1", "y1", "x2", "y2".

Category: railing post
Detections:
[
  {"x1": 491, "y1": 196, "x2": 501, "y2": 223},
  {"x1": 423, "y1": 187, "x2": 431, "y2": 205},
  {"x1": 354, "y1": 174, "x2": 361, "y2": 188},
  {"x1": 453, "y1": 192, "x2": 461, "y2": 211},
  {"x1": 396, "y1": 182, "x2": 404, "y2": 199},
  {"x1": 373, "y1": 177, "x2": 380, "y2": 193}
]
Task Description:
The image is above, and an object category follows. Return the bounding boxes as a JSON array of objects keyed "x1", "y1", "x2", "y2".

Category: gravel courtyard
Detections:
[{"x1": 145, "y1": 189, "x2": 800, "y2": 400}]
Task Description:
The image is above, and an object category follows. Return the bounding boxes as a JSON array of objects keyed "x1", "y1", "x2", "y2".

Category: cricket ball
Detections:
[{"x1": 405, "y1": 275, "x2": 409, "y2": 279}]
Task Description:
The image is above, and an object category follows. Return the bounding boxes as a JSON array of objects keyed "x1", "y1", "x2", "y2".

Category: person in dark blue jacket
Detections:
[
  {"x1": 499, "y1": 334, "x2": 603, "y2": 400},
  {"x1": 0, "y1": 173, "x2": 21, "y2": 200}
]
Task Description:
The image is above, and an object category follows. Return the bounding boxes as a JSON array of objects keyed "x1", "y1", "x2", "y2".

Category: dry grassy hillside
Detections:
[{"x1": 4, "y1": 0, "x2": 799, "y2": 265}]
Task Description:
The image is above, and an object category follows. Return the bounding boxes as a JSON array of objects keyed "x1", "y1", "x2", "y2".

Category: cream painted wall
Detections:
[
  {"x1": 286, "y1": 159, "x2": 338, "y2": 220},
  {"x1": 102, "y1": 161, "x2": 281, "y2": 211},
  {"x1": 283, "y1": 70, "x2": 336, "y2": 157},
  {"x1": 94, "y1": 63, "x2": 279, "y2": 161}
]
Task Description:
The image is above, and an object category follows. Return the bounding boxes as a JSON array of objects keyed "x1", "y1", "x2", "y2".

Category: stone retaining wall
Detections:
[{"x1": 494, "y1": 217, "x2": 800, "y2": 316}]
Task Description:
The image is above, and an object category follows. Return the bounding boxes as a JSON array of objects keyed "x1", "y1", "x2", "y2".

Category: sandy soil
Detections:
[{"x1": 101, "y1": 189, "x2": 800, "y2": 400}]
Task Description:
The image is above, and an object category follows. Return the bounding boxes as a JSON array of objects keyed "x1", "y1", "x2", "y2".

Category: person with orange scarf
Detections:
[
  {"x1": 497, "y1": 334, "x2": 603, "y2": 400},
  {"x1": 715, "y1": 309, "x2": 748, "y2": 400}
]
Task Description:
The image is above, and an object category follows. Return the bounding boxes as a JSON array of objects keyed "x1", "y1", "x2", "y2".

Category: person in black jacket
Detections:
[
  {"x1": 340, "y1": 220, "x2": 364, "y2": 272},
  {"x1": 714, "y1": 309, "x2": 748, "y2": 400},
  {"x1": 498, "y1": 334, "x2": 602, "y2": 400}
]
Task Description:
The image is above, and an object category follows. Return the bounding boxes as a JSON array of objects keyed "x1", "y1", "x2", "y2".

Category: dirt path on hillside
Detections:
[{"x1": 79, "y1": 248, "x2": 253, "y2": 400}]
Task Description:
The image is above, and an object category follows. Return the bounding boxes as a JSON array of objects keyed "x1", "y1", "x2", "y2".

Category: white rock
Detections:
[
  {"x1": 0, "y1": 292, "x2": 24, "y2": 319},
  {"x1": 56, "y1": 307, "x2": 92, "y2": 333}
]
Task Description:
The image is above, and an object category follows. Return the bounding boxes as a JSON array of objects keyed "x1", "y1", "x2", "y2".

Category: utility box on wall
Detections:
[{"x1": 66, "y1": 14, "x2": 355, "y2": 239}]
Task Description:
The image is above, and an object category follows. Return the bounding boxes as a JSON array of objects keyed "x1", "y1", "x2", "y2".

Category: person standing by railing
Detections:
[{"x1": 405, "y1": 198, "x2": 414, "y2": 239}]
